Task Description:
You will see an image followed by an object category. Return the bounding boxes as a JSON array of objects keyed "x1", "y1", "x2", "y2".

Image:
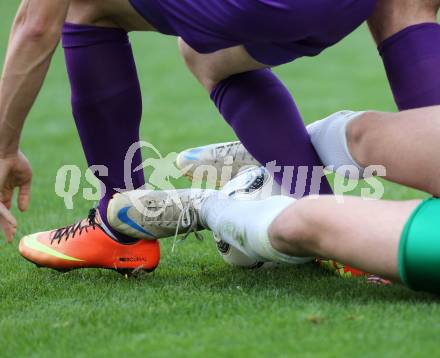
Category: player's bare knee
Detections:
[
  {"x1": 67, "y1": 0, "x2": 117, "y2": 27},
  {"x1": 269, "y1": 199, "x2": 321, "y2": 257},
  {"x1": 178, "y1": 39, "x2": 203, "y2": 83},
  {"x1": 369, "y1": 0, "x2": 439, "y2": 43},
  {"x1": 179, "y1": 39, "x2": 225, "y2": 92}
]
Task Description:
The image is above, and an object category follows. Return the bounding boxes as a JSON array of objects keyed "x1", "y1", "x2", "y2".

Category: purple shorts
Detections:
[{"x1": 130, "y1": 0, "x2": 377, "y2": 66}]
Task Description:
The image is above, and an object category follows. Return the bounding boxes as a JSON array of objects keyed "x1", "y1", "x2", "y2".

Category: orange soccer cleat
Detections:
[
  {"x1": 316, "y1": 258, "x2": 392, "y2": 285},
  {"x1": 316, "y1": 258, "x2": 367, "y2": 278},
  {"x1": 19, "y1": 208, "x2": 160, "y2": 275}
]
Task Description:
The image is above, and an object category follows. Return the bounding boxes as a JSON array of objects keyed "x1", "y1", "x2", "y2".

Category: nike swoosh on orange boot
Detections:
[{"x1": 19, "y1": 208, "x2": 160, "y2": 274}]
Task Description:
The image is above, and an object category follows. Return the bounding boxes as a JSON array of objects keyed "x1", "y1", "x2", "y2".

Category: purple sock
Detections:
[
  {"x1": 62, "y1": 23, "x2": 144, "y2": 243},
  {"x1": 211, "y1": 69, "x2": 332, "y2": 197},
  {"x1": 380, "y1": 23, "x2": 440, "y2": 111}
]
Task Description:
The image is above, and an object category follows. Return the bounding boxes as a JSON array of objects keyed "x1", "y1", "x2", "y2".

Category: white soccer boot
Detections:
[
  {"x1": 107, "y1": 189, "x2": 213, "y2": 241},
  {"x1": 107, "y1": 167, "x2": 271, "y2": 241},
  {"x1": 176, "y1": 141, "x2": 259, "y2": 187}
]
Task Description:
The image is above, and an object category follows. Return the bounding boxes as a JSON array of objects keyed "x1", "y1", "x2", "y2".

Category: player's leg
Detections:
[
  {"x1": 180, "y1": 42, "x2": 332, "y2": 197},
  {"x1": 178, "y1": 0, "x2": 376, "y2": 197},
  {"x1": 269, "y1": 196, "x2": 440, "y2": 293},
  {"x1": 200, "y1": 186, "x2": 440, "y2": 293},
  {"x1": 268, "y1": 197, "x2": 420, "y2": 281},
  {"x1": 368, "y1": 0, "x2": 440, "y2": 110},
  {"x1": 63, "y1": 0, "x2": 155, "y2": 243},
  {"x1": 106, "y1": 175, "x2": 440, "y2": 292},
  {"x1": 308, "y1": 107, "x2": 440, "y2": 196},
  {"x1": 201, "y1": 193, "x2": 417, "y2": 280},
  {"x1": 348, "y1": 108, "x2": 440, "y2": 196},
  {"x1": 19, "y1": 0, "x2": 162, "y2": 272}
]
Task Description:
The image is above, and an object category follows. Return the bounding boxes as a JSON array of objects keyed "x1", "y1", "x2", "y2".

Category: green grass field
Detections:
[{"x1": 1, "y1": 2, "x2": 439, "y2": 357}]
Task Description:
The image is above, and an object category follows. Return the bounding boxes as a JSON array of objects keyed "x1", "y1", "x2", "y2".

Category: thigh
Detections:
[{"x1": 67, "y1": 0, "x2": 154, "y2": 31}]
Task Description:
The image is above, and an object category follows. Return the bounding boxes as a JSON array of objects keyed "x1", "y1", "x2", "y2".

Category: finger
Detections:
[
  {"x1": 18, "y1": 180, "x2": 31, "y2": 212},
  {"x1": 0, "y1": 202, "x2": 16, "y2": 227},
  {"x1": 0, "y1": 203, "x2": 17, "y2": 243},
  {"x1": 0, "y1": 189, "x2": 13, "y2": 210},
  {"x1": 0, "y1": 218, "x2": 16, "y2": 243}
]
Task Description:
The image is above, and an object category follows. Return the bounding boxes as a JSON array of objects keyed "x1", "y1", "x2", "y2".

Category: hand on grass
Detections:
[{"x1": 0, "y1": 152, "x2": 32, "y2": 243}]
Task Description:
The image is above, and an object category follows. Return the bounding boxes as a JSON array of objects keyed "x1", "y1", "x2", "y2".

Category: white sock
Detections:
[
  {"x1": 200, "y1": 193, "x2": 313, "y2": 264},
  {"x1": 307, "y1": 111, "x2": 366, "y2": 179}
]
